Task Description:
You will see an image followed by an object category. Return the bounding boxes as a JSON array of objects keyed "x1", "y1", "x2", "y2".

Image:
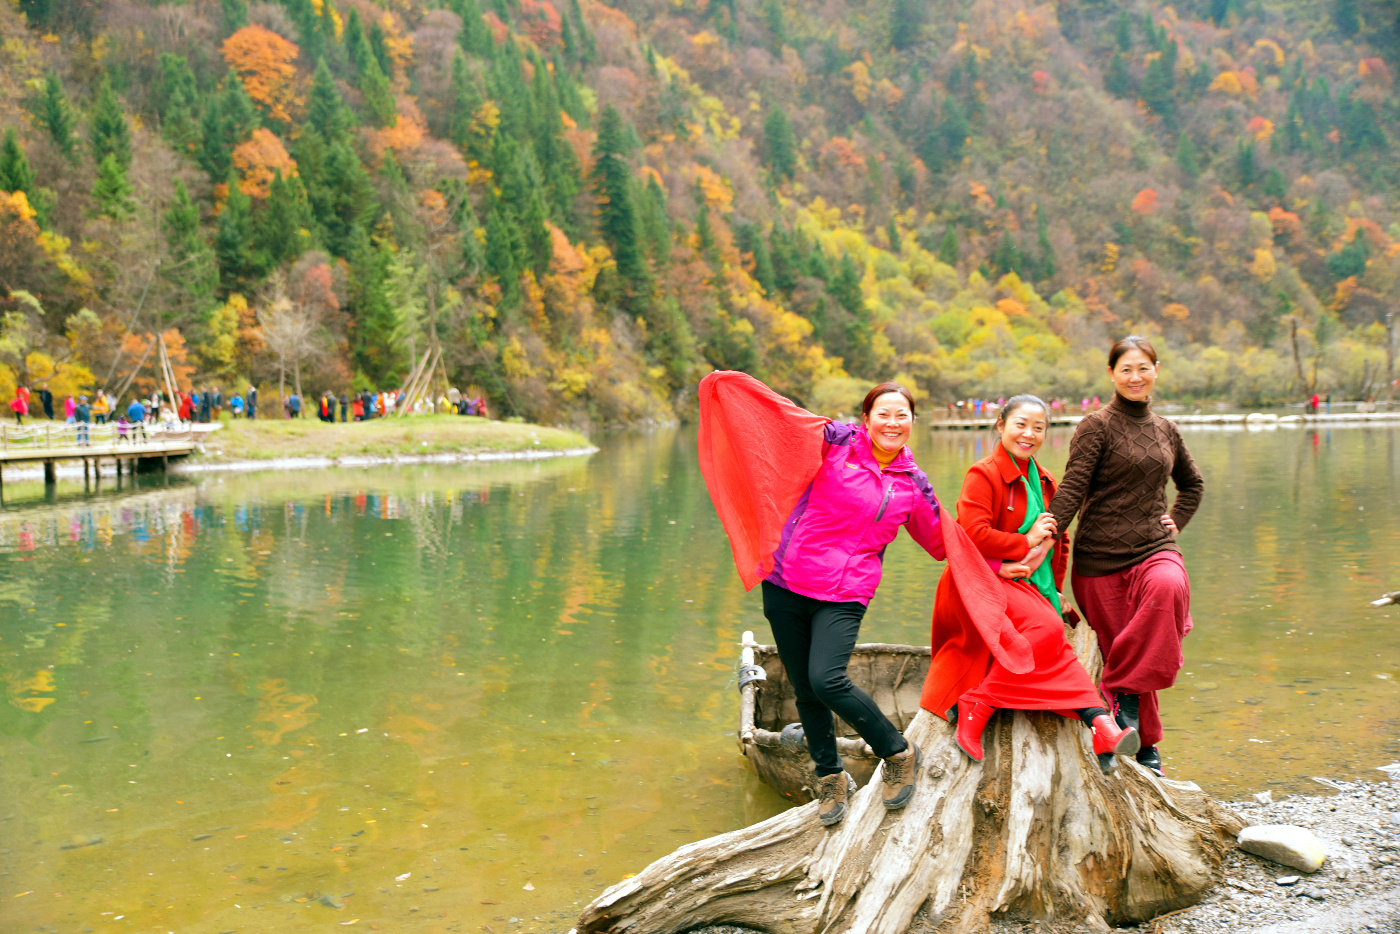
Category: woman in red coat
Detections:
[{"x1": 921, "y1": 395, "x2": 1140, "y2": 774}]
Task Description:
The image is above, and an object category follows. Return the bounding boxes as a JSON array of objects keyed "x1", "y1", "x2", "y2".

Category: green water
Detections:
[{"x1": 2, "y1": 426, "x2": 1398, "y2": 933}]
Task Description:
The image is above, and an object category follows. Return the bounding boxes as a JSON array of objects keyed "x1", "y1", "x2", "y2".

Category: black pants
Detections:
[{"x1": 762, "y1": 581, "x2": 907, "y2": 776}]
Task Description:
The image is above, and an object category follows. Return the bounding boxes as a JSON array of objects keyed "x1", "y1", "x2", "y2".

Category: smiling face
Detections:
[
  {"x1": 998, "y1": 403, "x2": 1048, "y2": 461},
  {"x1": 864, "y1": 391, "x2": 913, "y2": 454},
  {"x1": 1110, "y1": 347, "x2": 1159, "y2": 401}
]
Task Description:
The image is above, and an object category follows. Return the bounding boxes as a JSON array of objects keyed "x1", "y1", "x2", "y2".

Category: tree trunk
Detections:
[
  {"x1": 278, "y1": 354, "x2": 286, "y2": 418},
  {"x1": 575, "y1": 627, "x2": 1245, "y2": 934}
]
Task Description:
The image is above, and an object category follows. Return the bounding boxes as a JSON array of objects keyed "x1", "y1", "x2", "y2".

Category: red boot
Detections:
[
  {"x1": 955, "y1": 699, "x2": 996, "y2": 762},
  {"x1": 1090, "y1": 714, "x2": 1140, "y2": 775}
]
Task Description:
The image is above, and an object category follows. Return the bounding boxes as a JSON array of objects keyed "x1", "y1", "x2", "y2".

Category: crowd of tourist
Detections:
[{"x1": 5, "y1": 380, "x2": 494, "y2": 435}]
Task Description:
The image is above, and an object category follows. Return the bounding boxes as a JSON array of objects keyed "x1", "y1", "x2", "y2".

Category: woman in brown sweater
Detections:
[{"x1": 1048, "y1": 336, "x2": 1204, "y2": 776}]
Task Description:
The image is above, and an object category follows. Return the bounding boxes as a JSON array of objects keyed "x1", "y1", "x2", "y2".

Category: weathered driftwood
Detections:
[
  {"x1": 575, "y1": 623, "x2": 1245, "y2": 934},
  {"x1": 1371, "y1": 591, "x2": 1400, "y2": 607},
  {"x1": 738, "y1": 635, "x2": 930, "y2": 800}
]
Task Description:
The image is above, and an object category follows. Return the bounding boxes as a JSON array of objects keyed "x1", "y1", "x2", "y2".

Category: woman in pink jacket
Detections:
[{"x1": 754, "y1": 381, "x2": 944, "y2": 825}]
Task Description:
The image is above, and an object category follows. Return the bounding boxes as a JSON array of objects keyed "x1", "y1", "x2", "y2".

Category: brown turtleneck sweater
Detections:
[{"x1": 1048, "y1": 394, "x2": 1204, "y2": 577}]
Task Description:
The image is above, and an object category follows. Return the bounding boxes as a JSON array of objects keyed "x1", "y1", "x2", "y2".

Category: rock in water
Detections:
[{"x1": 1238, "y1": 825, "x2": 1327, "y2": 873}]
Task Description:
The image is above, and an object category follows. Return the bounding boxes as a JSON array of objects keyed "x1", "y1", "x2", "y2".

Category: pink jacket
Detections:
[{"x1": 767, "y1": 422, "x2": 945, "y2": 604}]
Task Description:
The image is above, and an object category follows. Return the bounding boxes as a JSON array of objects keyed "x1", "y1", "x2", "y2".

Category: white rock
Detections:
[{"x1": 1238, "y1": 825, "x2": 1327, "y2": 873}]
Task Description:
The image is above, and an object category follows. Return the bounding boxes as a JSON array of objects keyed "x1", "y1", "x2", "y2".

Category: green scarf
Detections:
[{"x1": 1015, "y1": 457, "x2": 1061, "y2": 612}]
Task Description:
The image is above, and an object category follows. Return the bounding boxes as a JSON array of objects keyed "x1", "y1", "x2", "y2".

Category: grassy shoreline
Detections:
[{"x1": 189, "y1": 414, "x2": 592, "y2": 464}]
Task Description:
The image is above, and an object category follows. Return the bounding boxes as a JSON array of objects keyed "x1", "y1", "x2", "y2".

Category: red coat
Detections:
[{"x1": 920, "y1": 443, "x2": 1071, "y2": 718}]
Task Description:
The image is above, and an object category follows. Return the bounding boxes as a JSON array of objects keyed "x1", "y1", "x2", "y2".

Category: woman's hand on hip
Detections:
[{"x1": 1160, "y1": 514, "x2": 1178, "y2": 538}]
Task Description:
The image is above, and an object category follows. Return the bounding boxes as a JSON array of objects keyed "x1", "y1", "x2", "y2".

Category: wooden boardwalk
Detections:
[{"x1": 0, "y1": 422, "x2": 219, "y2": 497}]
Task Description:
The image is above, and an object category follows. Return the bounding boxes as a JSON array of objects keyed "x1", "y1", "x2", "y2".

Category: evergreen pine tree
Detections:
[
  {"x1": 485, "y1": 206, "x2": 522, "y2": 307},
  {"x1": 1334, "y1": 0, "x2": 1360, "y2": 36},
  {"x1": 938, "y1": 226, "x2": 959, "y2": 266},
  {"x1": 221, "y1": 0, "x2": 247, "y2": 32},
  {"x1": 454, "y1": 0, "x2": 494, "y2": 58},
  {"x1": 522, "y1": 190, "x2": 552, "y2": 276},
  {"x1": 769, "y1": 225, "x2": 796, "y2": 292},
  {"x1": 1236, "y1": 138, "x2": 1258, "y2": 186},
  {"x1": 163, "y1": 180, "x2": 220, "y2": 303},
  {"x1": 1140, "y1": 55, "x2": 1175, "y2": 123},
  {"x1": 36, "y1": 72, "x2": 77, "y2": 160},
  {"x1": 827, "y1": 253, "x2": 873, "y2": 374},
  {"x1": 157, "y1": 54, "x2": 201, "y2": 151},
  {"x1": 346, "y1": 227, "x2": 398, "y2": 381},
  {"x1": 91, "y1": 153, "x2": 135, "y2": 218},
  {"x1": 1115, "y1": 11, "x2": 1132, "y2": 50},
  {"x1": 367, "y1": 19, "x2": 393, "y2": 77},
  {"x1": 1262, "y1": 168, "x2": 1288, "y2": 201},
  {"x1": 886, "y1": 216, "x2": 901, "y2": 253},
  {"x1": 257, "y1": 169, "x2": 312, "y2": 266},
  {"x1": 568, "y1": 0, "x2": 596, "y2": 63},
  {"x1": 359, "y1": 55, "x2": 398, "y2": 127},
  {"x1": 763, "y1": 107, "x2": 797, "y2": 181},
  {"x1": 446, "y1": 50, "x2": 481, "y2": 148},
  {"x1": 344, "y1": 8, "x2": 371, "y2": 74},
  {"x1": 591, "y1": 106, "x2": 652, "y2": 312},
  {"x1": 638, "y1": 176, "x2": 671, "y2": 269},
  {"x1": 314, "y1": 141, "x2": 377, "y2": 257},
  {"x1": 198, "y1": 71, "x2": 260, "y2": 181},
  {"x1": 890, "y1": 0, "x2": 924, "y2": 50},
  {"x1": 694, "y1": 202, "x2": 717, "y2": 267},
  {"x1": 1035, "y1": 204, "x2": 1055, "y2": 280},
  {"x1": 90, "y1": 76, "x2": 132, "y2": 169},
  {"x1": 306, "y1": 58, "x2": 352, "y2": 143},
  {"x1": 1105, "y1": 51, "x2": 1131, "y2": 97},
  {"x1": 1175, "y1": 133, "x2": 1201, "y2": 178},
  {"x1": 285, "y1": 0, "x2": 324, "y2": 62},
  {"x1": 762, "y1": 0, "x2": 786, "y2": 51},
  {"x1": 1210, "y1": 0, "x2": 1232, "y2": 25},
  {"x1": 216, "y1": 173, "x2": 258, "y2": 287},
  {"x1": 805, "y1": 246, "x2": 831, "y2": 282},
  {"x1": 990, "y1": 232, "x2": 1024, "y2": 276},
  {"x1": 0, "y1": 129, "x2": 36, "y2": 196}
]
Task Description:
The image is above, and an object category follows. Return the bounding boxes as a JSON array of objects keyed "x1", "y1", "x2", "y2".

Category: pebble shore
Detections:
[{"x1": 682, "y1": 779, "x2": 1400, "y2": 934}]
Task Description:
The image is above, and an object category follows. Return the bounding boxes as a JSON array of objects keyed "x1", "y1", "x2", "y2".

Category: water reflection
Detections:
[{"x1": 0, "y1": 426, "x2": 1397, "y2": 933}]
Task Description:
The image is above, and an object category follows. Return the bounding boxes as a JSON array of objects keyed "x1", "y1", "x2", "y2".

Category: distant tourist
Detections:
[
  {"x1": 92, "y1": 391, "x2": 109, "y2": 424},
  {"x1": 211, "y1": 387, "x2": 223, "y2": 418},
  {"x1": 126, "y1": 397, "x2": 147, "y2": 440},
  {"x1": 64, "y1": 394, "x2": 76, "y2": 423},
  {"x1": 339, "y1": 392, "x2": 349, "y2": 423},
  {"x1": 74, "y1": 395, "x2": 91, "y2": 445},
  {"x1": 199, "y1": 387, "x2": 212, "y2": 423},
  {"x1": 1308, "y1": 392, "x2": 1319, "y2": 414},
  {"x1": 288, "y1": 391, "x2": 302, "y2": 418},
  {"x1": 38, "y1": 381, "x2": 54, "y2": 420},
  {"x1": 1048, "y1": 336, "x2": 1204, "y2": 777},
  {"x1": 178, "y1": 392, "x2": 193, "y2": 422},
  {"x1": 925, "y1": 395, "x2": 1140, "y2": 774},
  {"x1": 230, "y1": 392, "x2": 245, "y2": 418},
  {"x1": 247, "y1": 384, "x2": 258, "y2": 420},
  {"x1": 351, "y1": 394, "x2": 364, "y2": 421},
  {"x1": 10, "y1": 386, "x2": 28, "y2": 424}
]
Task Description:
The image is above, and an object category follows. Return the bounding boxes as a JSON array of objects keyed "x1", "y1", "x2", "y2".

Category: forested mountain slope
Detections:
[{"x1": 1, "y1": 0, "x2": 1397, "y2": 422}]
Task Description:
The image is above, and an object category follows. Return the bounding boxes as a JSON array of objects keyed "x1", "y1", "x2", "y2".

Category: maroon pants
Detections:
[{"x1": 1071, "y1": 551, "x2": 1192, "y2": 748}]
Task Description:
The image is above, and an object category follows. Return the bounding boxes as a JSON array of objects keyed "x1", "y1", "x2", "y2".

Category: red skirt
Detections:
[
  {"x1": 1071, "y1": 550, "x2": 1192, "y2": 748},
  {"x1": 923, "y1": 570, "x2": 1103, "y2": 719}
]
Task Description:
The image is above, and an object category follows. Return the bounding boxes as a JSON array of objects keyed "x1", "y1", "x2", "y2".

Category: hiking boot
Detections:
[
  {"x1": 815, "y1": 771, "x2": 856, "y2": 826},
  {"x1": 1113, "y1": 692, "x2": 1141, "y2": 734},
  {"x1": 1136, "y1": 745, "x2": 1163, "y2": 776},
  {"x1": 881, "y1": 740, "x2": 922, "y2": 810}
]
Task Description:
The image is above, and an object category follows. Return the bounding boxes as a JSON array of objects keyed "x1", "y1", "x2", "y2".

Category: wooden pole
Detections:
[{"x1": 43, "y1": 460, "x2": 55, "y2": 485}]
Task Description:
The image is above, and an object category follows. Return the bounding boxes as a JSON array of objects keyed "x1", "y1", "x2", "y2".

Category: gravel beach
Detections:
[{"x1": 668, "y1": 780, "x2": 1400, "y2": 934}]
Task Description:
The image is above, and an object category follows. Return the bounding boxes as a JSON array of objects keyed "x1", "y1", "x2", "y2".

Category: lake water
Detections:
[{"x1": 2, "y1": 425, "x2": 1398, "y2": 933}]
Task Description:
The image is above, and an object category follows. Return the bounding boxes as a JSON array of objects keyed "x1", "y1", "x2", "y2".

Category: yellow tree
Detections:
[{"x1": 221, "y1": 25, "x2": 304, "y2": 124}]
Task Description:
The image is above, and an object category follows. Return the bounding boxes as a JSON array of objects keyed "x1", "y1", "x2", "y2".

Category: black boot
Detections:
[
  {"x1": 1113, "y1": 692, "x2": 1140, "y2": 734},
  {"x1": 1136, "y1": 746, "x2": 1163, "y2": 776}
]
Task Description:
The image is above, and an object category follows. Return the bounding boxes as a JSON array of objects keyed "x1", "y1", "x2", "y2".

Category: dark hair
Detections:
[
  {"x1": 861, "y1": 382, "x2": 917, "y2": 420},
  {"x1": 1108, "y1": 335, "x2": 1159, "y2": 369},
  {"x1": 996, "y1": 393, "x2": 1049, "y2": 425}
]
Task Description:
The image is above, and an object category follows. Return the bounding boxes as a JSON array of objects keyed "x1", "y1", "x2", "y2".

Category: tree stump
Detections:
[{"x1": 574, "y1": 626, "x2": 1245, "y2": 934}]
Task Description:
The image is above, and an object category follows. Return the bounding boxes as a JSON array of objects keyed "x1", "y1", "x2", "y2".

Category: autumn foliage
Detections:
[{"x1": 222, "y1": 25, "x2": 304, "y2": 124}]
